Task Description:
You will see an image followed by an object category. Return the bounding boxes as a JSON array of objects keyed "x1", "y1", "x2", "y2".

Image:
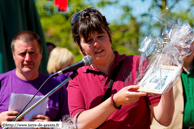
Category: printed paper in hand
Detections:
[{"x1": 9, "y1": 93, "x2": 48, "y2": 120}]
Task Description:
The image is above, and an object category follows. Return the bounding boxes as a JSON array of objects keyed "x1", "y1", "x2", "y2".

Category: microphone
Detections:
[{"x1": 52, "y1": 55, "x2": 93, "y2": 77}]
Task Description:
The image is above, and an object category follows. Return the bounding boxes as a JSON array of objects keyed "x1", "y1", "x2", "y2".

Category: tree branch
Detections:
[{"x1": 169, "y1": 0, "x2": 180, "y2": 10}]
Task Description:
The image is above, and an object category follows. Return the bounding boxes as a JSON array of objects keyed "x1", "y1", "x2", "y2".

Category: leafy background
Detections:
[{"x1": 35, "y1": 0, "x2": 194, "y2": 62}]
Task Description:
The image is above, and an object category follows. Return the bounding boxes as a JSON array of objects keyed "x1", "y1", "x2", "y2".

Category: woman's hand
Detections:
[{"x1": 113, "y1": 85, "x2": 147, "y2": 107}]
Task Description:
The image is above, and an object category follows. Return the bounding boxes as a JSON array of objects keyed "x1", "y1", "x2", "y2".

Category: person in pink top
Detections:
[{"x1": 67, "y1": 7, "x2": 174, "y2": 129}]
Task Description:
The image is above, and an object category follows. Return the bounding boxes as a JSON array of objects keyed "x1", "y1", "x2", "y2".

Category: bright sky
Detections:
[{"x1": 85, "y1": 0, "x2": 191, "y2": 23}]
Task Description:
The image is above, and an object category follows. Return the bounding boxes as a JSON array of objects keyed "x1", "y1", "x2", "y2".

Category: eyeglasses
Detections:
[
  {"x1": 175, "y1": 39, "x2": 194, "y2": 56},
  {"x1": 71, "y1": 8, "x2": 98, "y2": 25},
  {"x1": 176, "y1": 45, "x2": 193, "y2": 57},
  {"x1": 178, "y1": 48, "x2": 192, "y2": 56}
]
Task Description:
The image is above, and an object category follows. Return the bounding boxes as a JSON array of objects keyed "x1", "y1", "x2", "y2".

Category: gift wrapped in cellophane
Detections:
[
  {"x1": 136, "y1": 7, "x2": 194, "y2": 94},
  {"x1": 137, "y1": 34, "x2": 183, "y2": 94}
]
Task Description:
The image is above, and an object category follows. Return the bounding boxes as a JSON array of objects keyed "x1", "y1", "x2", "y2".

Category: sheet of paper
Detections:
[{"x1": 9, "y1": 93, "x2": 48, "y2": 120}]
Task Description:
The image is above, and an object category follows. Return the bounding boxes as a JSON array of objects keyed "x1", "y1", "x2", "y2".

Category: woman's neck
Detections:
[{"x1": 92, "y1": 52, "x2": 115, "y2": 76}]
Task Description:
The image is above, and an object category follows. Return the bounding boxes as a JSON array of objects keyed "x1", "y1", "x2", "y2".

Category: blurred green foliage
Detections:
[{"x1": 36, "y1": 0, "x2": 194, "y2": 62}]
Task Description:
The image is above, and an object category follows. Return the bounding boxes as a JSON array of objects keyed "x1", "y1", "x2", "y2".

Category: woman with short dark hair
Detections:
[{"x1": 67, "y1": 7, "x2": 174, "y2": 129}]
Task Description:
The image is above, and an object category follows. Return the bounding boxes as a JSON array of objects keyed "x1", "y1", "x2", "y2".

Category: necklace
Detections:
[{"x1": 91, "y1": 64, "x2": 96, "y2": 69}]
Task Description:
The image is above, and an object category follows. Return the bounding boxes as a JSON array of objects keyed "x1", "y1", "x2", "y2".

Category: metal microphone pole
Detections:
[{"x1": 12, "y1": 71, "x2": 78, "y2": 122}]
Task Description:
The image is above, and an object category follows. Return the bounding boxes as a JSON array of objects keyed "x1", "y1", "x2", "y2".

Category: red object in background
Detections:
[{"x1": 54, "y1": 0, "x2": 68, "y2": 11}]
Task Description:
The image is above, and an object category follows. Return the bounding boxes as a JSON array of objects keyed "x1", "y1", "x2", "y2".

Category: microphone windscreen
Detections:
[{"x1": 83, "y1": 55, "x2": 93, "y2": 66}]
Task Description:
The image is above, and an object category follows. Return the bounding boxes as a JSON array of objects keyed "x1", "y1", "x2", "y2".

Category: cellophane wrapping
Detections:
[{"x1": 136, "y1": 7, "x2": 194, "y2": 94}]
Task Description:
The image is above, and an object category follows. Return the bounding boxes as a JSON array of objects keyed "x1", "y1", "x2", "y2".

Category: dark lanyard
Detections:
[{"x1": 101, "y1": 59, "x2": 124, "y2": 102}]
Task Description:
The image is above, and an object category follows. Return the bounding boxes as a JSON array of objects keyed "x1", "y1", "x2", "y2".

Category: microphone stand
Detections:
[{"x1": 12, "y1": 71, "x2": 78, "y2": 122}]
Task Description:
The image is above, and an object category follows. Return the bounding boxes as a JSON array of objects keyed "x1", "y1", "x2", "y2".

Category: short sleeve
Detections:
[
  {"x1": 67, "y1": 76, "x2": 86, "y2": 117},
  {"x1": 145, "y1": 93, "x2": 161, "y2": 105}
]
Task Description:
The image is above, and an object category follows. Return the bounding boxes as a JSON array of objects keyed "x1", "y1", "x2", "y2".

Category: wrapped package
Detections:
[
  {"x1": 136, "y1": 8, "x2": 191, "y2": 94},
  {"x1": 169, "y1": 22, "x2": 194, "y2": 57},
  {"x1": 138, "y1": 37, "x2": 183, "y2": 94}
]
